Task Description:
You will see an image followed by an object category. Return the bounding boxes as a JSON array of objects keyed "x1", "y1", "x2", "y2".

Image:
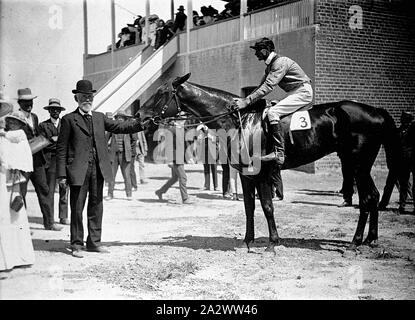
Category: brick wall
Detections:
[{"x1": 314, "y1": 0, "x2": 415, "y2": 170}]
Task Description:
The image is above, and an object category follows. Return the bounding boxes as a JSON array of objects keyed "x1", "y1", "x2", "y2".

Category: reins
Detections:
[{"x1": 148, "y1": 87, "x2": 240, "y2": 128}]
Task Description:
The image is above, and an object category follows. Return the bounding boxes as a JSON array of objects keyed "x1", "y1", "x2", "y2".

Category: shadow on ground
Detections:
[
  {"x1": 291, "y1": 200, "x2": 352, "y2": 208},
  {"x1": 31, "y1": 235, "x2": 350, "y2": 255},
  {"x1": 296, "y1": 189, "x2": 343, "y2": 197},
  {"x1": 193, "y1": 193, "x2": 226, "y2": 200}
]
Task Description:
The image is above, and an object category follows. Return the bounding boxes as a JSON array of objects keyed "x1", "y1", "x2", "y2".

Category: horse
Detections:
[{"x1": 138, "y1": 73, "x2": 403, "y2": 253}]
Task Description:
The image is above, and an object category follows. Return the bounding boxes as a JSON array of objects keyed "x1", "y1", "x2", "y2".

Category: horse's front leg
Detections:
[
  {"x1": 363, "y1": 177, "x2": 380, "y2": 247},
  {"x1": 240, "y1": 175, "x2": 256, "y2": 251},
  {"x1": 257, "y1": 180, "x2": 280, "y2": 253}
]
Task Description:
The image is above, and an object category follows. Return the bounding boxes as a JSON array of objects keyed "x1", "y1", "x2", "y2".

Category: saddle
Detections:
[{"x1": 260, "y1": 100, "x2": 314, "y2": 136}]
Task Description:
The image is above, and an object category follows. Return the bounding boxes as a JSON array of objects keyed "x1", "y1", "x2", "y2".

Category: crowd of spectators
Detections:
[{"x1": 109, "y1": 0, "x2": 287, "y2": 52}]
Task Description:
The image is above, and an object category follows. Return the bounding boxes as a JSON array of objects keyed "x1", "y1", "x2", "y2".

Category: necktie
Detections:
[{"x1": 83, "y1": 114, "x2": 93, "y2": 134}]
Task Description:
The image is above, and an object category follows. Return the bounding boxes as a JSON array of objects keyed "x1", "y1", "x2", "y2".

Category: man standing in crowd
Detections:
[
  {"x1": 173, "y1": 5, "x2": 187, "y2": 32},
  {"x1": 155, "y1": 120, "x2": 192, "y2": 204},
  {"x1": 197, "y1": 124, "x2": 218, "y2": 191},
  {"x1": 17, "y1": 88, "x2": 62, "y2": 231},
  {"x1": 39, "y1": 98, "x2": 69, "y2": 225},
  {"x1": 131, "y1": 130, "x2": 148, "y2": 190},
  {"x1": 379, "y1": 111, "x2": 414, "y2": 213},
  {"x1": 106, "y1": 111, "x2": 137, "y2": 201},
  {"x1": 56, "y1": 80, "x2": 144, "y2": 258}
]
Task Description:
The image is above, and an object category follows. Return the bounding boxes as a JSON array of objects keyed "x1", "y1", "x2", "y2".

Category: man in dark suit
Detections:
[
  {"x1": 17, "y1": 88, "x2": 62, "y2": 231},
  {"x1": 39, "y1": 98, "x2": 69, "y2": 225},
  {"x1": 56, "y1": 80, "x2": 144, "y2": 258},
  {"x1": 106, "y1": 111, "x2": 137, "y2": 200}
]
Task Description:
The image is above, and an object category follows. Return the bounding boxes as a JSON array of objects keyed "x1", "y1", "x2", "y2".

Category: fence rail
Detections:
[
  {"x1": 244, "y1": 0, "x2": 315, "y2": 40},
  {"x1": 178, "y1": 0, "x2": 315, "y2": 53}
]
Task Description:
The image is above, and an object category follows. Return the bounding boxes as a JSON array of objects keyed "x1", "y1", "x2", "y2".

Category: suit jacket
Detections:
[
  {"x1": 39, "y1": 118, "x2": 61, "y2": 169},
  {"x1": 20, "y1": 112, "x2": 46, "y2": 168},
  {"x1": 56, "y1": 108, "x2": 143, "y2": 186},
  {"x1": 107, "y1": 132, "x2": 137, "y2": 162}
]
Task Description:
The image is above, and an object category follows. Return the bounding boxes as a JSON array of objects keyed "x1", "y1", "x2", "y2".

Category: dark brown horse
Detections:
[{"x1": 138, "y1": 73, "x2": 403, "y2": 252}]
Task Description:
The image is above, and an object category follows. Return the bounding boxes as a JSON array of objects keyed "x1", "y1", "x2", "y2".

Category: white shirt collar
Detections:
[
  {"x1": 265, "y1": 51, "x2": 277, "y2": 65},
  {"x1": 19, "y1": 109, "x2": 31, "y2": 119},
  {"x1": 19, "y1": 109, "x2": 33, "y2": 127},
  {"x1": 79, "y1": 108, "x2": 92, "y2": 116},
  {"x1": 50, "y1": 117, "x2": 60, "y2": 127}
]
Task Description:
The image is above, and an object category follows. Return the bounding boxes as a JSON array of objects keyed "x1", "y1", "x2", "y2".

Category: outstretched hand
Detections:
[{"x1": 233, "y1": 97, "x2": 249, "y2": 110}]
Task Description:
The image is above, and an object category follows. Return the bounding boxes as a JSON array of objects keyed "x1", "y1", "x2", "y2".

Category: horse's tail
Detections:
[{"x1": 377, "y1": 108, "x2": 403, "y2": 172}]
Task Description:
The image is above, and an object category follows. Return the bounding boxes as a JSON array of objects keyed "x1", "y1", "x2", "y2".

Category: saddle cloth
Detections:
[{"x1": 261, "y1": 101, "x2": 313, "y2": 132}]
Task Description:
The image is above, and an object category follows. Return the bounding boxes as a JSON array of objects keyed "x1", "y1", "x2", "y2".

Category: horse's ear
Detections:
[{"x1": 172, "y1": 73, "x2": 191, "y2": 88}]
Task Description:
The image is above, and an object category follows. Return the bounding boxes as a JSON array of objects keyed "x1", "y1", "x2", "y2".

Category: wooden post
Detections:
[
  {"x1": 145, "y1": 0, "x2": 150, "y2": 45},
  {"x1": 111, "y1": 0, "x2": 116, "y2": 74},
  {"x1": 170, "y1": 0, "x2": 174, "y2": 21},
  {"x1": 240, "y1": 0, "x2": 247, "y2": 41},
  {"x1": 186, "y1": 0, "x2": 192, "y2": 73},
  {"x1": 83, "y1": 0, "x2": 88, "y2": 76}
]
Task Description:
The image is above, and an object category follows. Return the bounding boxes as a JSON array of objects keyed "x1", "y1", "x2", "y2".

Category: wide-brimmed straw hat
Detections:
[
  {"x1": 0, "y1": 91, "x2": 13, "y2": 117},
  {"x1": 44, "y1": 98, "x2": 65, "y2": 110},
  {"x1": 5, "y1": 110, "x2": 26, "y2": 124},
  {"x1": 16, "y1": 88, "x2": 37, "y2": 100}
]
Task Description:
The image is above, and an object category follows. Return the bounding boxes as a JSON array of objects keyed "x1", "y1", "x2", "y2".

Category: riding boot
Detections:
[{"x1": 261, "y1": 122, "x2": 285, "y2": 165}]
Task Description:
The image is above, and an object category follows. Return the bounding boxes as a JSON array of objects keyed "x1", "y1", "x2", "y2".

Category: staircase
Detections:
[{"x1": 92, "y1": 38, "x2": 178, "y2": 115}]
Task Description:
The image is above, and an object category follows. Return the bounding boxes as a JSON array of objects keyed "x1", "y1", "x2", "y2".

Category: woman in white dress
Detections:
[{"x1": 0, "y1": 95, "x2": 35, "y2": 271}]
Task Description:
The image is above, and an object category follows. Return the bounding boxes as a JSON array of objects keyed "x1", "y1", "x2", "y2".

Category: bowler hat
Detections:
[
  {"x1": 178, "y1": 5, "x2": 185, "y2": 11},
  {"x1": 0, "y1": 91, "x2": 13, "y2": 117},
  {"x1": 5, "y1": 111, "x2": 26, "y2": 124},
  {"x1": 250, "y1": 37, "x2": 275, "y2": 51},
  {"x1": 16, "y1": 88, "x2": 37, "y2": 100},
  {"x1": 44, "y1": 98, "x2": 66, "y2": 110},
  {"x1": 72, "y1": 80, "x2": 96, "y2": 94}
]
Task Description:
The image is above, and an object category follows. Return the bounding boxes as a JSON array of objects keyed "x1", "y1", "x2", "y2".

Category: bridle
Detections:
[
  {"x1": 145, "y1": 86, "x2": 240, "y2": 129},
  {"x1": 152, "y1": 87, "x2": 182, "y2": 125}
]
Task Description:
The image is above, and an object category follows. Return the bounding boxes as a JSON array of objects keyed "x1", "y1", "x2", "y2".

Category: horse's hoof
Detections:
[
  {"x1": 363, "y1": 239, "x2": 379, "y2": 248},
  {"x1": 264, "y1": 245, "x2": 276, "y2": 254},
  {"x1": 347, "y1": 243, "x2": 359, "y2": 251},
  {"x1": 238, "y1": 240, "x2": 254, "y2": 252}
]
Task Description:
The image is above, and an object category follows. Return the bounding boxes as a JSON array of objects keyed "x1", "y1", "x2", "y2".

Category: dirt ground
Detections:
[{"x1": 1, "y1": 163, "x2": 414, "y2": 300}]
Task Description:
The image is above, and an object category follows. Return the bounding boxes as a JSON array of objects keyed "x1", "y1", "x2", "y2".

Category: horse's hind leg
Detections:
[
  {"x1": 351, "y1": 151, "x2": 380, "y2": 248},
  {"x1": 240, "y1": 175, "x2": 256, "y2": 251},
  {"x1": 257, "y1": 180, "x2": 280, "y2": 252}
]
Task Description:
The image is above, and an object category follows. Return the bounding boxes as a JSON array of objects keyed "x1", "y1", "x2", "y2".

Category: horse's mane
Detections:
[
  {"x1": 187, "y1": 81, "x2": 267, "y2": 116},
  {"x1": 188, "y1": 82, "x2": 238, "y2": 99}
]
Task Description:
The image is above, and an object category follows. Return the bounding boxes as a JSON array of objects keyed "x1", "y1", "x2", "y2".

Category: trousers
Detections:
[
  {"x1": 69, "y1": 158, "x2": 104, "y2": 249},
  {"x1": 108, "y1": 152, "x2": 132, "y2": 197},
  {"x1": 267, "y1": 83, "x2": 313, "y2": 123},
  {"x1": 20, "y1": 164, "x2": 53, "y2": 228},
  {"x1": 159, "y1": 163, "x2": 188, "y2": 201}
]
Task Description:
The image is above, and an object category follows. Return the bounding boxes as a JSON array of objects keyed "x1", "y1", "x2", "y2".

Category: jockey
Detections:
[{"x1": 233, "y1": 37, "x2": 313, "y2": 164}]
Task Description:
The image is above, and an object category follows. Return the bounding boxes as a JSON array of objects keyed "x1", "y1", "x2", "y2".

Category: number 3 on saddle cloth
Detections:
[{"x1": 262, "y1": 102, "x2": 312, "y2": 145}]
